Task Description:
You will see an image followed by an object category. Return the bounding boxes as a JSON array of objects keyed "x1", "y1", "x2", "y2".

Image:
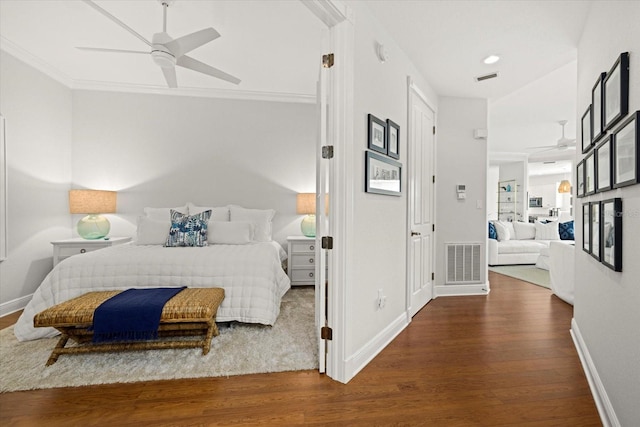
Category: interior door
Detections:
[{"x1": 407, "y1": 83, "x2": 435, "y2": 317}]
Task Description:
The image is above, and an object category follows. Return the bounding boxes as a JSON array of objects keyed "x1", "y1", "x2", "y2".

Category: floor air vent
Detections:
[{"x1": 446, "y1": 243, "x2": 482, "y2": 284}]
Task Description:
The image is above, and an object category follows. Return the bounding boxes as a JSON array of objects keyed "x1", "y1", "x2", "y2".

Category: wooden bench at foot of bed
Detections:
[{"x1": 33, "y1": 288, "x2": 225, "y2": 366}]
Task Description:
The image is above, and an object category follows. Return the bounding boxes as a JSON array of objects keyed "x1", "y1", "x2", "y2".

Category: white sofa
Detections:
[{"x1": 488, "y1": 220, "x2": 574, "y2": 266}]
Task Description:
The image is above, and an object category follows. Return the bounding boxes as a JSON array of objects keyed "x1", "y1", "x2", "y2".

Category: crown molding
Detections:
[{"x1": 0, "y1": 37, "x2": 74, "y2": 88}]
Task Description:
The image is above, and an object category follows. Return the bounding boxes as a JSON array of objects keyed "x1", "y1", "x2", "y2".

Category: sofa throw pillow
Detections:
[
  {"x1": 165, "y1": 209, "x2": 212, "y2": 247},
  {"x1": 535, "y1": 220, "x2": 560, "y2": 241},
  {"x1": 488, "y1": 222, "x2": 497, "y2": 240},
  {"x1": 559, "y1": 220, "x2": 575, "y2": 240},
  {"x1": 513, "y1": 221, "x2": 536, "y2": 240},
  {"x1": 493, "y1": 221, "x2": 511, "y2": 241}
]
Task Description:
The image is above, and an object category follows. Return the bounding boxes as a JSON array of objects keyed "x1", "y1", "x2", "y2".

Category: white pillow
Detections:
[
  {"x1": 229, "y1": 205, "x2": 275, "y2": 242},
  {"x1": 187, "y1": 202, "x2": 230, "y2": 222},
  {"x1": 143, "y1": 206, "x2": 188, "y2": 220},
  {"x1": 513, "y1": 221, "x2": 536, "y2": 240},
  {"x1": 535, "y1": 221, "x2": 560, "y2": 240},
  {"x1": 493, "y1": 221, "x2": 510, "y2": 241},
  {"x1": 135, "y1": 216, "x2": 171, "y2": 245},
  {"x1": 209, "y1": 221, "x2": 254, "y2": 244}
]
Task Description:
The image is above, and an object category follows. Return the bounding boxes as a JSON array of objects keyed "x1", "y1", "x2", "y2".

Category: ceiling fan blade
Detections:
[
  {"x1": 164, "y1": 28, "x2": 221, "y2": 58},
  {"x1": 77, "y1": 47, "x2": 148, "y2": 55},
  {"x1": 526, "y1": 145, "x2": 557, "y2": 150},
  {"x1": 161, "y1": 66, "x2": 178, "y2": 88},
  {"x1": 177, "y1": 55, "x2": 241, "y2": 85},
  {"x1": 82, "y1": 0, "x2": 151, "y2": 47}
]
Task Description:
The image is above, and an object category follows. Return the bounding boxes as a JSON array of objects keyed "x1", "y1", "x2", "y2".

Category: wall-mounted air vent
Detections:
[
  {"x1": 475, "y1": 72, "x2": 499, "y2": 82},
  {"x1": 445, "y1": 243, "x2": 482, "y2": 284}
]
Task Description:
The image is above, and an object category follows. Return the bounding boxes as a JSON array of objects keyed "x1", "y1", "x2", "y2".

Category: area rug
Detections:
[
  {"x1": 489, "y1": 265, "x2": 550, "y2": 289},
  {"x1": 0, "y1": 287, "x2": 317, "y2": 392}
]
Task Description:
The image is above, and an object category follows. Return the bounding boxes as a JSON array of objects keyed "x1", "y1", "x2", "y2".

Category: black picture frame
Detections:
[
  {"x1": 576, "y1": 160, "x2": 585, "y2": 198},
  {"x1": 601, "y1": 198, "x2": 622, "y2": 272},
  {"x1": 590, "y1": 202, "x2": 601, "y2": 261},
  {"x1": 612, "y1": 111, "x2": 639, "y2": 188},
  {"x1": 585, "y1": 151, "x2": 596, "y2": 195},
  {"x1": 368, "y1": 114, "x2": 387, "y2": 154},
  {"x1": 581, "y1": 104, "x2": 593, "y2": 154},
  {"x1": 591, "y1": 72, "x2": 606, "y2": 144},
  {"x1": 582, "y1": 203, "x2": 590, "y2": 254},
  {"x1": 603, "y1": 52, "x2": 629, "y2": 131},
  {"x1": 365, "y1": 151, "x2": 402, "y2": 196},
  {"x1": 386, "y1": 119, "x2": 400, "y2": 159},
  {"x1": 596, "y1": 136, "x2": 613, "y2": 193}
]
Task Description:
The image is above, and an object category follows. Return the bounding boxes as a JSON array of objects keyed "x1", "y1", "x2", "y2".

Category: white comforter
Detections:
[{"x1": 14, "y1": 242, "x2": 291, "y2": 341}]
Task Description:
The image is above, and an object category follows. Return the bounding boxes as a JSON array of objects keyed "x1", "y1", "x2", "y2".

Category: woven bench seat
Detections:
[{"x1": 34, "y1": 288, "x2": 225, "y2": 366}]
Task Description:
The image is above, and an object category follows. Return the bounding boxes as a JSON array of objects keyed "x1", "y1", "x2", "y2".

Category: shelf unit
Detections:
[{"x1": 497, "y1": 180, "x2": 520, "y2": 222}]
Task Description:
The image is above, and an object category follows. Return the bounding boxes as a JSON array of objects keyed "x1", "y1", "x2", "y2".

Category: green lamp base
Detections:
[
  {"x1": 301, "y1": 214, "x2": 316, "y2": 238},
  {"x1": 77, "y1": 214, "x2": 110, "y2": 240}
]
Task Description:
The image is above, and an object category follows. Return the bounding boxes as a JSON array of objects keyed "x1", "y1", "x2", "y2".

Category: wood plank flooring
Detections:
[{"x1": 0, "y1": 272, "x2": 600, "y2": 426}]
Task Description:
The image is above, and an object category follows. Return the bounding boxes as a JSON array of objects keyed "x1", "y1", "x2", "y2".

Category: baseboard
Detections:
[
  {"x1": 344, "y1": 312, "x2": 408, "y2": 383},
  {"x1": 434, "y1": 283, "x2": 490, "y2": 297},
  {"x1": 0, "y1": 294, "x2": 31, "y2": 317},
  {"x1": 570, "y1": 318, "x2": 619, "y2": 427}
]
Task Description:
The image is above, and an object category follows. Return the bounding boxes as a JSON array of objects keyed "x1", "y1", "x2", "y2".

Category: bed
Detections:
[{"x1": 14, "y1": 204, "x2": 291, "y2": 342}]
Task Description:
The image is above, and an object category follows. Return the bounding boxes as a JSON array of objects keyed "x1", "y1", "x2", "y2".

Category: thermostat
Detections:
[{"x1": 456, "y1": 184, "x2": 466, "y2": 200}]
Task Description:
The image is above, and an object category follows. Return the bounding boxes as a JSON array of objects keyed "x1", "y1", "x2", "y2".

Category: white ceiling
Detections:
[{"x1": 1, "y1": 0, "x2": 596, "y2": 170}]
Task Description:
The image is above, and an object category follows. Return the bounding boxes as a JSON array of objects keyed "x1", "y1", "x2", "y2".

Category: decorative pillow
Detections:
[
  {"x1": 209, "y1": 221, "x2": 254, "y2": 244},
  {"x1": 535, "y1": 220, "x2": 560, "y2": 240},
  {"x1": 488, "y1": 222, "x2": 497, "y2": 240},
  {"x1": 135, "y1": 216, "x2": 171, "y2": 245},
  {"x1": 559, "y1": 220, "x2": 575, "y2": 240},
  {"x1": 144, "y1": 206, "x2": 188, "y2": 220},
  {"x1": 164, "y1": 209, "x2": 212, "y2": 247},
  {"x1": 493, "y1": 221, "x2": 511, "y2": 241},
  {"x1": 229, "y1": 205, "x2": 275, "y2": 242},
  {"x1": 513, "y1": 221, "x2": 536, "y2": 240},
  {"x1": 187, "y1": 202, "x2": 230, "y2": 222}
]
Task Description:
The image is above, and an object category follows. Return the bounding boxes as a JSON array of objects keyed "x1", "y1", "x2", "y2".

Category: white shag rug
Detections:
[{"x1": 0, "y1": 287, "x2": 317, "y2": 392}]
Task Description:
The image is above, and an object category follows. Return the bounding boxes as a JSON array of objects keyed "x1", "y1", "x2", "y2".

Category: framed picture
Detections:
[
  {"x1": 601, "y1": 198, "x2": 622, "y2": 272},
  {"x1": 386, "y1": 119, "x2": 400, "y2": 159},
  {"x1": 576, "y1": 160, "x2": 585, "y2": 198},
  {"x1": 585, "y1": 151, "x2": 596, "y2": 195},
  {"x1": 582, "y1": 203, "x2": 590, "y2": 254},
  {"x1": 590, "y1": 202, "x2": 601, "y2": 261},
  {"x1": 367, "y1": 114, "x2": 387, "y2": 154},
  {"x1": 612, "y1": 111, "x2": 639, "y2": 188},
  {"x1": 603, "y1": 52, "x2": 629, "y2": 131},
  {"x1": 596, "y1": 136, "x2": 612, "y2": 192},
  {"x1": 591, "y1": 72, "x2": 606, "y2": 144},
  {"x1": 581, "y1": 105, "x2": 593, "y2": 154},
  {"x1": 365, "y1": 150, "x2": 402, "y2": 196}
]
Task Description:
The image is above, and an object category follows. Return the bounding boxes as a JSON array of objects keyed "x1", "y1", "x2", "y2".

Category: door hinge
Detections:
[
  {"x1": 431, "y1": 272, "x2": 435, "y2": 280},
  {"x1": 321, "y1": 326, "x2": 333, "y2": 340},
  {"x1": 433, "y1": 126, "x2": 436, "y2": 135},
  {"x1": 432, "y1": 175, "x2": 435, "y2": 183},
  {"x1": 322, "y1": 145, "x2": 334, "y2": 159},
  {"x1": 322, "y1": 53, "x2": 334, "y2": 68},
  {"x1": 432, "y1": 224, "x2": 435, "y2": 232},
  {"x1": 322, "y1": 236, "x2": 333, "y2": 250}
]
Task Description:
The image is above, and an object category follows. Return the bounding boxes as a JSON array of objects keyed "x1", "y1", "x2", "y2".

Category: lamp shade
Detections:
[
  {"x1": 557, "y1": 180, "x2": 571, "y2": 194},
  {"x1": 296, "y1": 193, "x2": 316, "y2": 215},
  {"x1": 69, "y1": 190, "x2": 117, "y2": 214}
]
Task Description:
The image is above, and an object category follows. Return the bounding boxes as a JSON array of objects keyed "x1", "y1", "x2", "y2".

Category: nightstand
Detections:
[
  {"x1": 51, "y1": 237, "x2": 132, "y2": 267},
  {"x1": 287, "y1": 236, "x2": 317, "y2": 286}
]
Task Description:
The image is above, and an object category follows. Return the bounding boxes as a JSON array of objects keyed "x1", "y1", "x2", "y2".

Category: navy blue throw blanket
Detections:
[{"x1": 91, "y1": 287, "x2": 186, "y2": 343}]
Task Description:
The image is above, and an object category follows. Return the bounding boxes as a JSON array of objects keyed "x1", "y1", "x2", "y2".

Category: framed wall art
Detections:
[
  {"x1": 601, "y1": 198, "x2": 622, "y2": 272},
  {"x1": 386, "y1": 119, "x2": 400, "y2": 159},
  {"x1": 612, "y1": 111, "x2": 639, "y2": 188},
  {"x1": 585, "y1": 151, "x2": 596, "y2": 195},
  {"x1": 603, "y1": 52, "x2": 629, "y2": 131},
  {"x1": 576, "y1": 159, "x2": 585, "y2": 198},
  {"x1": 365, "y1": 151, "x2": 402, "y2": 196},
  {"x1": 591, "y1": 72, "x2": 606, "y2": 144},
  {"x1": 590, "y1": 201, "x2": 601, "y2": 261},
  {"x1": 367, "y1": 114, "x2": 387, "y2": 154},
  {"x1": 582, "y1": 203, "x2": 590, "y2": 254},
  {"x1": 581, "y1": 104, "x2": 593, "y2": 154},
  {"x1": 596, "y1": 136, "x2": 612, "y2": 192}
]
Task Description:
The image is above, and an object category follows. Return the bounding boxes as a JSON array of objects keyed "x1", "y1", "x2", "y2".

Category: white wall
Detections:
[
  {"x1": 71, "y1": 90, "x2": 316, "y2": 247},
  {"x1": 435, "y1": 97, "x2": 488, "y2": 292},
  {"x1": 0, "y1": 51, "x2": 73, "y2": 314},
  {"x1": 487, "y1": 166, "x2": 499, "y2": 220},
  {"x1": 574, "y1": 2, "x2": 640, "y2": 425}
]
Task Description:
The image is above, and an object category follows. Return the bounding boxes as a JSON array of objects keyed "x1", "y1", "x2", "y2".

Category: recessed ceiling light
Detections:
[{"x1": 483, "y1": 55, "x2": 500, "y2": 65}]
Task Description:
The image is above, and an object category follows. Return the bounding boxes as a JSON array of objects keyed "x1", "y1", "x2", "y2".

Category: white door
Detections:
[{"x1": 407, "y1": 82, "x2": 435, "y2": 317}]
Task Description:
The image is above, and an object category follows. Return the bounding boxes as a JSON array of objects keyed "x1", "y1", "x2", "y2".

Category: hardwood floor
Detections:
[{"x1": 0, "y1": 272, "x2": 600, "y2": 426}]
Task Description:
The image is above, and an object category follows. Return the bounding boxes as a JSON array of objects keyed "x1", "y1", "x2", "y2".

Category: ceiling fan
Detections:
[
  {"x1": 527, "y1": 120, "x2": 576, "y2": 153},
  {"x1": 78, "y1": 0, "x2": 240, "y2": 88}
]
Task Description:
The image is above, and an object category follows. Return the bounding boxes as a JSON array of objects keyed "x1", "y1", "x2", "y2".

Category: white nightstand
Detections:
[
  {"x1": 287, "y1": 236, "x2": 317, "y2": 286},
  {"x1": 51, "y1": 237, "x2": 132, "y2": 267}
]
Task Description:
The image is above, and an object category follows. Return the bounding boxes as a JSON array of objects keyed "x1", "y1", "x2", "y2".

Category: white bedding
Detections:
[{"x1": 14, "y1": 242, "x2": 291, "y2": 341}]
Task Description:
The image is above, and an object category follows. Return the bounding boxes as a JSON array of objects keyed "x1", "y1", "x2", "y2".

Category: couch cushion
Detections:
[
  {"x1": 497, "y1": 240, "x2": 548, "y2": 254},
  {"x1": 535, "y1": 220, "x2": 560, "y2": 240},
  {"x1": 559, "y1": 220, "x2": 575, "y2": 240},
  {"x1": 513, "y1": 221, "x2": 536, "y2": 240},
  {"x1": 488, "y1": 222, "x2": 497, "y2": 240}
]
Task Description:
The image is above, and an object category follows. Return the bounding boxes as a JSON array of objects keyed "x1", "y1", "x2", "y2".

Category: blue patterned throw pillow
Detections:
[
  {"x1": 558, "y1": 220, "x2": 574, "y2": 240},
  {"x1": 165, "y1": 209, "x2": 212, "y2": 247},
  {"x1": 488, "y1": 222, "x2": 497, "y2": 240}
]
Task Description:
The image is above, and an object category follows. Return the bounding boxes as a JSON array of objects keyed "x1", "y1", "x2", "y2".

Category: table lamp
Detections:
[
  {"x1": 69, "y1": 189, "x2": 117, "y2": 239},
  {"x1": 296, "y1": 193, "x2": 316, "y2": 237}
]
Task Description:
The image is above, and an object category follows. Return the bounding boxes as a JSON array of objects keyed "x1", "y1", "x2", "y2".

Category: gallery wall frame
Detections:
[
  {"x1": 386, "y1": 119, "x2": 400, "y2": 159},
  {"x1": 581, "y1": 104, "x2": 593, "y2": 154},
  {"x1": 590, "y1": 201, "x2": 601, "y2": 261},
  {"x1": 582, "y1": 203, "x2": 590, "y2": 254},
  {"x1": 585, "y1": 151, "x2": 596, "y2": 195},
  {"x1": 601, "y1": 198, "x2": 622, "y2": 272},
  {"x1": 596, "y1": 136, "x2": 612, "y2": 193},
  {"x1": 603, "y1": 52, "x2": 629, "y2": 131},
  {"x1": 367, "y1": 114, "x2": 387, "y2": 155},
  {"x1": 0, "y1": 114, "x2": 6, "y2": 262},
  {"x1": 591, "y1": 72, "x2": 607, "y2": 144},
  {"x1": 612, "y1": 110, "x2": 639, "y2": 188},
  {"x1": 576, "y1": 160, "x2": 585, "y2": 198},
  {"x1": 365, "y1": 150, "x2": 402, "y2": 196}
]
